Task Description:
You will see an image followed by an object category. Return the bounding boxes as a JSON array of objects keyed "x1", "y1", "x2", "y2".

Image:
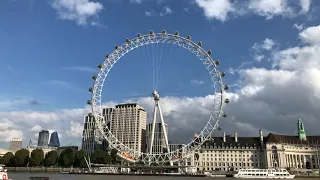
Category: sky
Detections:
[{"x1": 1, "y1": 0, "x2": 320, "y2": 149}]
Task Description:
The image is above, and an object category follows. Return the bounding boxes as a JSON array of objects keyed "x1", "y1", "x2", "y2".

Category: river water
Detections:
[{"x1": 8, "y1": 172, "x2": 317, "y2": 180}]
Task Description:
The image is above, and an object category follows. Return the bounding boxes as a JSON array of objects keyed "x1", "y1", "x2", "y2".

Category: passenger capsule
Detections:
[
  {"x1": 207, "y1": 50, "x2": 212, "y2": 55},
  {"x1": 174, "y1": 31, "x2": 179, "y2": 36},
  {"x1": 217, "y1": 126, "x2": 222, "y2": 130},
  {"x1": 92, "y1": 75, "x2": 97, "y2": 80},
  {"x1": 222, "y1": 113, "x2": 227, "y2": 117},
  {"x1": 87, "y1": 100, "x2": 92, "y2": 105},
  {"x1": 125, "y1": 38, "x2": 131, "y2": 43},
  {"x1": 186, "y1": 35, "x2": 191, "y2": 40},
  {"x1": 115, "y1": 45, "x2": 119, "y2": 50},
  {"x1": 137, "y1": 33, "x2": 142, "y2": 38},
  {"x1": 215, "y1": 60, "x2": 220, "y2": 66},
  {"x1": 98, "y1": 64, "x2": 103, "y2": 69},
  {"x1": 88, "y1": 87, "x2": 93, "y2": 92},
  {"x1": 105, "y1": 54, "x2": 109, "y2": 58},
  {"x1": 88, "y1": 113, "x2": 93, "y2": 117},
  {"x1": 224, "y1": 99, "x2": 230, "y2": 103},
  {"x1": 149, "y1": 30, "x2": 154, "y2": 35},
  {"x1": 221, "y1": 72, "x2": 226, "y2": 77},
  {"x1": 162, "y1": 30, "x2": 166, "y2": 34},
  {"x1": 197, "y1": 41, "x2": 202, "y2": 47},
  {"x1": 224, "y1": 85, "x2": 229, "y2": 91}
]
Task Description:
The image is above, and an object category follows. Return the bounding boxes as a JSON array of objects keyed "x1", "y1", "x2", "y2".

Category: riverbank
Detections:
[{"x1": 6, "y1": 167, "x2": 78, "y2": 172}]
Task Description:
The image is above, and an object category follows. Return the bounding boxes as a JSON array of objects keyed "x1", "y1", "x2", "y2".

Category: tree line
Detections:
[{"x1": 0, "y1": 148, "x2": 119, "y2": 168}]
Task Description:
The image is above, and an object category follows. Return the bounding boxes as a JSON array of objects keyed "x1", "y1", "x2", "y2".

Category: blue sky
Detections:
[{"x1": 1, "y1": 0, "x2": 320, "y2": 149}]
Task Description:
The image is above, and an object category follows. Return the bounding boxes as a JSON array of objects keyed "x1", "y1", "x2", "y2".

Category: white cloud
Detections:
[
  {"x1": 145, "y1": 11, "x2": 153, "y2": 16},
  {"x1": 29, "y1": 125, "x2": 42, "y2": 132},
  {"x1": 62, "y1": 66, "x2": 97, "y2": 73},
  {"x1": 130, "y1": 0, "x2": 142, "y2": 4},
  {"x1": 293, "y1": 23, "x2": 304, "y2": 31},
  {"x1": 298, "y1": 25, "x2": 320, "y2": 45},
  {"x1": 146, "y1": 6, "x2": 173, "y2": 17},
  {"x1": 51, "y1": 0, "x2": 104, "y2": 26},
  {"x1": 251, "y1": 38, "x2": 277, "y2": 61},
  {"x1": 190, "y1": 79, "x2": 204, "y2": 85},
  {"x1": 299, "y1": 0, "x2": 311, "y2": 13},
  {"x1": 195, "y1": 0, "x2": 234, "y2": 22},
  {"x1": 66, "y1": 121, "x2": 83, "y2": 137},
  {"x1": 0, "y1": 119, "x2": 23, "y2": 142},
  {"x1": 195, "y1": 0, "x2": 311, "y2": 22}
]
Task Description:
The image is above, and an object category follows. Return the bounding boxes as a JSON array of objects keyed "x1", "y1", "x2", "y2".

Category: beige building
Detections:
[
  {"x1": 9, "y1": 138, "x2": 22, "y2": 154},
  {"x1": 111, "y1": 103, "x2": 147, "y2": 157},
  {"x1": 26, "y1": 145, "x2": 57, "y2": 157},
  {"x1": 189, "y1": 118, "x2": 320, "y2": 172},
  {"x1": 265, "y1": 118, "x2": 320, "y2": 169}
]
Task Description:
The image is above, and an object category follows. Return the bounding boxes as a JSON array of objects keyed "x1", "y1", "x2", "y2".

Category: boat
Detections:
[
  {"x1": 0, "y1": 165, "x2": 12, "y2": 180},
  {"x1": 233, "y1": 168, "x2": 295, "y2": 179}
]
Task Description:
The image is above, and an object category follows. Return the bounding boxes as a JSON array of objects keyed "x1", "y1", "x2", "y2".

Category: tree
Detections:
[
  {"x1": 8, "y1": 156, "x2": 19, "y2": 167},
  {"x1": 91, "y1": 150, "x2": 110, "y2": 164},
  {"x1": 73, "y1": 150, "x2": 87, "y2": 168},
  {"x1": 2, "y1": 152, "x2": 14, "y2": 166},
  {"x1": 14, "y1": 149, "x2": 29, "y2": 167},
  {"x1": 44, "y1": 151, "x2": 58, "y2": 167},
  {"x1": 58, "y1": 148, "x2": 75, "y2": 167},
  {"x1": 110, "y1": 149, "x2": 118, "y2": 164},
  {"x1": 29, "y1": 149, "x2": 44, "y2": 167}
]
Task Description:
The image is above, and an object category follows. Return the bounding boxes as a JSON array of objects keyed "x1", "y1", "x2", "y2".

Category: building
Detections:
[
  {"x1": 189, "y1": 118, "x2": 320, "y2": 172},
  {"x1": 191, "y1": 131, "x2": 265, "y2": 172},
  {"x1": 48, "y1": 132, "x2": 60, "y2": 147},
  {"x1": 146, "y1": 122, "x2": 168, "y2": 154},
  {"x1": 82, "y1": 109, "x2": 110, "y2": 157},
  {"x1": 111, "y1": 103, "x2": 147, "y2": 157},
  {"x1": 57, "y1": 146, "x2": 78, "y2": 156},
  {"x1": 37, "y1": 130, "x2": 49, "y2": 147},
  {"x1": 26, "y1": 145, "x2": 57, "y2": 157},
  {"x1": 264, "y1": 118, "x2": 320, "y2": 169},
  {"x1": 9, "y1": 138, "x2": 22, "y2": 153}
]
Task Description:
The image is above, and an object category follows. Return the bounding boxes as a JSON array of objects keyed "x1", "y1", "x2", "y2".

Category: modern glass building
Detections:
[
  {"x1": 37, "y1": 130, "x2": 49, "y2": 146},
  {"x1": 48, "y1": 131, "x2": 60, "y2": 147}
]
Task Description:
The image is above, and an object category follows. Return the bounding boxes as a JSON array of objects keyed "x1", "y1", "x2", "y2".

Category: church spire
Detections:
[{"x1": 298, "y1": 117, "x2": 307, "y2": 141}]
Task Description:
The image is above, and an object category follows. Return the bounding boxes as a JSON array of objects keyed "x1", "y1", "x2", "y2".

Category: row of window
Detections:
[{"x1": 202, "y1": 158, "x2": 261, "y2": 162}]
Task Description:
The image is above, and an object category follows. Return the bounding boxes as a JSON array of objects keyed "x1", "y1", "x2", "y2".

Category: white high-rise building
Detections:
[
  {"x1": 146, "y1": 122, "x2": 168, "y2": 154},
  {"x1": 111, "y1": 103, "x2": 147, "y2": 156}
]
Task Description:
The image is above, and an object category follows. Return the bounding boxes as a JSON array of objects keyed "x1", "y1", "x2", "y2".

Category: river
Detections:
[{"x1": 7, "y1": 172, "x2": 318, "y2": 180}]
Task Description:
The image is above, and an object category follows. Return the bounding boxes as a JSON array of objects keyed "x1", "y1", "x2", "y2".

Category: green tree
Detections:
[
  {"x1": 44, "y1": 151, "x2": 58, "y2": 167},
  {"x1": 91, "y1": 150, "x2": 110, "y2": 164},
  {"x1": 14, "y1": 149, "x2": 30, "y2": 167},
  {"x1": 8, "y1": 156, "x2": 19, "y2": 167},
  {"x1": 110, "y1": 149, "x2": 118, "y2": 164},
  {"x1": 73, "y1": 150, "x2": 87, "y2": 168},
  {"x1": 2, "y1": 152, "x2": 14, "y2": 166},
  {"x1": 58, "y1": 148, "x2": 75, "y2": 167},
  {"x1": 29, "y1": 149, "x2": 44, "y2": 167}
]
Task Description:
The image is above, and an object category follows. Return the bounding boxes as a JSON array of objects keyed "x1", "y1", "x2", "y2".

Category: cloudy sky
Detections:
[{"x1": 1, "y1": 0, "x2": 320, "y2": 149}]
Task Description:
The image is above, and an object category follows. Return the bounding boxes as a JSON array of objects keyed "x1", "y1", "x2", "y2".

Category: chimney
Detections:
[
  {"x1": 223, "y1": 132, "x2": 226, "y2": 143},
  {"x1": 234, "y1": 132, "x2": 238, "y2": 143},
  {"x1": 259, "y1": 129, "x2": 263, "y2": 143}
]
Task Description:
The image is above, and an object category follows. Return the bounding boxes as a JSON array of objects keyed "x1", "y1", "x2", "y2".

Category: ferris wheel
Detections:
[{"x1": 87, "y1": 30, "x2": 229, "y2": 164}]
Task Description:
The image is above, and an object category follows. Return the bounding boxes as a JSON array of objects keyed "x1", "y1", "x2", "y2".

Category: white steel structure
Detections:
[
  {"x1": 87, "y1": 30, "x2": 229, "y2": 164},
  {"x1": 149, "y1": 90, "x2": 170, "y2": 156}
]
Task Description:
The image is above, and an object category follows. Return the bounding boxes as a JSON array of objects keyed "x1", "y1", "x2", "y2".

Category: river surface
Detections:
[{"x1": 8, "y1": 172, "x2": 317, "y2": 180}]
